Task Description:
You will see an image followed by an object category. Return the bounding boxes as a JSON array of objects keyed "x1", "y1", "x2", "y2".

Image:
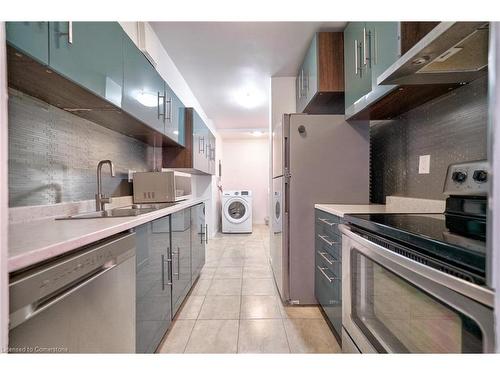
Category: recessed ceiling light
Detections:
[
  {"x1": 135, "y1": 90, "x2": 157, "y2": 108},
  {"x1": 173, "y1": 130, "x2": 179, "y2": 135},
  {"x1": 232, "y1": 84, "x2": 265, "y2": 109},
  {"x1": 251, "y1": 131, "x2": 263, "y2": 137}
]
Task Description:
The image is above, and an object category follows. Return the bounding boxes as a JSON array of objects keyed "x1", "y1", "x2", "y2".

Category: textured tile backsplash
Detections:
[
  {"x1": 8, "y1": 89, "x2": 161, "y2": 207},
  {"x1": 370, "y1": 76, "x2": 488, "y2": 203}
]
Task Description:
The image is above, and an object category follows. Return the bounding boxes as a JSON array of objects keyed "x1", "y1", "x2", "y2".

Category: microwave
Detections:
[{"x1": 133, "y1": 170, "x2": 192, "y2": 203}]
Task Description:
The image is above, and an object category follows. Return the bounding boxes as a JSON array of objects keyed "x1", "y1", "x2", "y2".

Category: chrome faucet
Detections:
[{"x1": 96, "y1": 160, "x2": 115, "y2": 211}]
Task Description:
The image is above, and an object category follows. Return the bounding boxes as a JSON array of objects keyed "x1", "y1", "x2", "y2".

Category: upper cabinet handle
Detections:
[
  {"x1": 166, "y1": 97, "x2": 172, "y2": 122},
  {"x1": 68, "y1": 21, "x2": 73, "y2": 44},
  {"x1": 363, "y1": 27, "x2": 367, "y2": 66},
  {"x1": 354, "y1": 40, "x2": 359, "y2": 76}
]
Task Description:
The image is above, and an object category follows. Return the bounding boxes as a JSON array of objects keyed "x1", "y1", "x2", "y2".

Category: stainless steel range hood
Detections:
[{"x1": 378, "y1": 22, "x2": 489, "y2": 85}]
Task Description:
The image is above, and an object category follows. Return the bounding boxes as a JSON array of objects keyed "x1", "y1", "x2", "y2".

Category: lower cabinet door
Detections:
[
  {"x1": 315, "y1": 251, "x2": 342, "y2": 338},
  {"x1": 171, "y1": 209, "x2": 192, "y2": 316},
  {"x1": 190, "y1": 203, "x2": 206, "y2": 281},
  {"x1": 135, "y1": 218, "x2": 172, "y2": 353}
]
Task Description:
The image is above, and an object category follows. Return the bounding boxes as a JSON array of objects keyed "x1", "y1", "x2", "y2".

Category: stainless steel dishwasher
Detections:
[{"x1": 8, "y1": 232, "x2": 136, "y2": 353}]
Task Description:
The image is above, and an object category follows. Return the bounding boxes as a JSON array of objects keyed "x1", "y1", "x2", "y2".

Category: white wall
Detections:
[
  {"x1": 0, "y1": 23, "x2": 9, "y2": 352},
  {"x1": 222, "y1": 138, "x2": 269, "y2": 224}
]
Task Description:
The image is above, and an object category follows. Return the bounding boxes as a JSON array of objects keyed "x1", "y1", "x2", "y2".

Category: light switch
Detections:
[{"x1": 419, "y1": 155, "x2": 430, "y2": 174}]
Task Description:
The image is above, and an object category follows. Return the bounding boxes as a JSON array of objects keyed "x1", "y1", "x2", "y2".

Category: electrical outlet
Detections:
[
  {"x1": 419, "y1": 155, "x2": 430, "y2": 174},
  {"x1": 128, "y1": 170, "x2": 136, "y2": 182}
]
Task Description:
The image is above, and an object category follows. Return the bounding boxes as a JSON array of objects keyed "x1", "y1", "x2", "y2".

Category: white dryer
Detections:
[{"x1": 222, "y1": 190, "x2": 253, "y2": 233}]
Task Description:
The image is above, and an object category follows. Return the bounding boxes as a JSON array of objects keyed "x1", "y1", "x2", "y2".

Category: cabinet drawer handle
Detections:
[
  {"x1": 172, "y1": 248, "x2": 179, "y2": 278},
  {"x1": 161, "y1": 254, "x2": 165, "y2": 290},
  {"x1": 166, "y1": 97, "x2": 172, "y2": 122},
  {"x1": 318, "y1": 234, "x2": 336, "y2": 247},
  {"x1": 317, "y1": 266, "x2": 339, "y2": 283},
  {"x1": 165, "y1": 248, "x2": 173, "y2": 285},
  {"x1": 318, "y1": 251, "x2": 339, "y2": 265},
  {"x1": 319, "y1": 217, "x2": 337, "y2": 226}
]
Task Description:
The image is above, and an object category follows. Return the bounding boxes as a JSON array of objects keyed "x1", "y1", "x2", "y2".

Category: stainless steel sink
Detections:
[{"x1": 56, "y1": 203, "x2": 178, "y2": 220}]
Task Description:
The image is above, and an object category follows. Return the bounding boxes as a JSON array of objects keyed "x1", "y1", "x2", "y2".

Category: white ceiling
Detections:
[{"x1": 151, "y1": 22, "x2": 346, "y2": 130}]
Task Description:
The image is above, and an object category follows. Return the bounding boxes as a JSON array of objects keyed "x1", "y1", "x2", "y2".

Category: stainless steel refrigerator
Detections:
[{"x1": 270, "y1": 114, "x2": 370, "y2": 305}]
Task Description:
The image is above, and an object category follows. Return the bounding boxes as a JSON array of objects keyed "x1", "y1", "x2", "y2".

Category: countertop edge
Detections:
[
  {"x1": 8, "y1": 198, "x2": 205, "y2": 273},
  {"x1": 314, "y1": 204, "x2": 385, "y2": 217}
]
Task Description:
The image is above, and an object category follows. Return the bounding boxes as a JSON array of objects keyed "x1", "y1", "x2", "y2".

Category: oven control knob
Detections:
[
  {"x1": 473, "y1": 170, "x2": 488, "y2": 183},
  {"x1": 452, "y1": 171, "x2": 467, "y2": 183}
]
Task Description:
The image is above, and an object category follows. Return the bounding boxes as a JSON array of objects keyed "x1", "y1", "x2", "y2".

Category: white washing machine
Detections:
[{"x1": 222, "y1": 190, "x2": 253, "y2": 233}]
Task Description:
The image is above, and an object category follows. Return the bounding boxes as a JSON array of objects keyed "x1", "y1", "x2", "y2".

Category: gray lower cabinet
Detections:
[
  {"x1": 314, "y1": 209, "x2": 343, "y2": 343},
  {"x1": 135, "y1": 203, "x2": 206, "y2": 353},
  {"x1": 170, "y1": 208, "x2": 193, "y2": 316},
  {"x1": 135, "y1": 216, "x2": 172, "y2": 353},
  {"x1": 190, "y1": 203, "x2": 206, "y2": 281}
]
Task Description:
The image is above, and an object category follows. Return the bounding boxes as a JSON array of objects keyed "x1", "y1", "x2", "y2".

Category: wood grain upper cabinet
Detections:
[
  {"x1": 48, "y1": 22, "x2": 125, "y2": 108},
  {"x1": 296, "y1": 32, "x2": 344, "y2": 114},
  {"x1": 122, "y1": 32, "x2": 166, "y2": 134},
  {"x1": 6, "y1": 22, "x2": 49, "y2": 65}
]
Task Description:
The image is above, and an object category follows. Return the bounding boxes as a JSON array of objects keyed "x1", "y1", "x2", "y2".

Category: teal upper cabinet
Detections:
[
  {"x1": 296, "y1": 32, "x2": 344, "y2": 114},
  {"x1": 6, "y1": 22, "x2": 49, "y2": 64},
  {"x1": 165, "y1": 85, "x2": 185, "y2": 146},
  {"x1": 344, "y1": 22, "x2": 372, "y2": 109},
  {"x1": 192, "y1": 110, "x2": 209, "y2": 173},
  {"x1": 303, "y1": 33, "x2": 318, "y2": 107},
  {"x1": 48, "y1": 22, "x2": 125, "y2": 107},
  {"x1": 122, "y1": 34, "x2": 166, "y2": 134},
  {"x1": 296, "y1": 34, "x2": 317, "y2": 113},
  {"x1": 344, "y1": 22, "x2": 401, "y2": 113},
  {"x1": 365, "y1": 22, "x2": 400, "y2": 87}
]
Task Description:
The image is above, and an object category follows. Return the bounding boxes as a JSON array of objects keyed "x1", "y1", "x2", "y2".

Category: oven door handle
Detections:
[{"x1": 341, "y1": 224, "x2": 495, "y2": 353}]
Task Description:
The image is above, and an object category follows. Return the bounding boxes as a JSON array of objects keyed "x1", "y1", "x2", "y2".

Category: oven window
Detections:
[{"x1": 351, "y1": 250, "x2": 483, "y2": 353}]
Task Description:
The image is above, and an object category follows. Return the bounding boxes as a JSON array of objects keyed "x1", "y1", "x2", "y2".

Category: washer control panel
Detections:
[{"x1": 443, "y1": 160, "x2": 489, "y2": 196}]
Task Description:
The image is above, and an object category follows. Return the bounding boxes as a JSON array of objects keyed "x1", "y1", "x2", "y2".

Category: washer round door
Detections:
[
  {"x1": 224, "y1": 198, "x2": 250, "y2": 224},
  {"x1": 273, "y1": 192, "x2": 282, "y2": 234}
]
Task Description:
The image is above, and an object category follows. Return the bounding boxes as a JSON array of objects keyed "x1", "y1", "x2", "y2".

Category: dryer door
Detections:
[{"x1": 224, "y1": 198, "x2": 250, "y2": 224}]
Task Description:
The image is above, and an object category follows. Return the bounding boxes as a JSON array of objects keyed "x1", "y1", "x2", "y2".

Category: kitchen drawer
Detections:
[
  {"x1": 316, "y1": 234, "x2": 341, "y2": 260},
  {"x1": 316, "y1": 249, "x2": 341, "y2": 279},
  {"x1": 315, "y1": 255, "x2": 342, "y2": 336},
  {"x1": 316, "y1": 212, "x2": 342, "y2": 236}
]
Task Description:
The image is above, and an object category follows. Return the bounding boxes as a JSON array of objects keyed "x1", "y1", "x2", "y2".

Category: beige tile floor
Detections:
[{"x1": 159, "y1": 225, "x2": 341, "y2": 354}]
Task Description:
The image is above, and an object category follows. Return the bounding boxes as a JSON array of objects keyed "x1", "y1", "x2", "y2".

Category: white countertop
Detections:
[
  {"x1": 8, "y1": 198, "x2": 205, "y2": 273},
  {"x1": 315, "y1": 197, "x2": 445, "y2": 218}
]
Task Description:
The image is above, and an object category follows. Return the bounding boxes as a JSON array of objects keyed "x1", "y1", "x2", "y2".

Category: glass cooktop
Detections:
[{"x1": 345, "y1": 213, "x2": 486, "y2": 284}]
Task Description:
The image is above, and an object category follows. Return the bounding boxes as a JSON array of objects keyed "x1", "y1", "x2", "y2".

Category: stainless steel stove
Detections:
[{"x1": 340, "y1": 160, "x2": 494, "y2": 353}]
